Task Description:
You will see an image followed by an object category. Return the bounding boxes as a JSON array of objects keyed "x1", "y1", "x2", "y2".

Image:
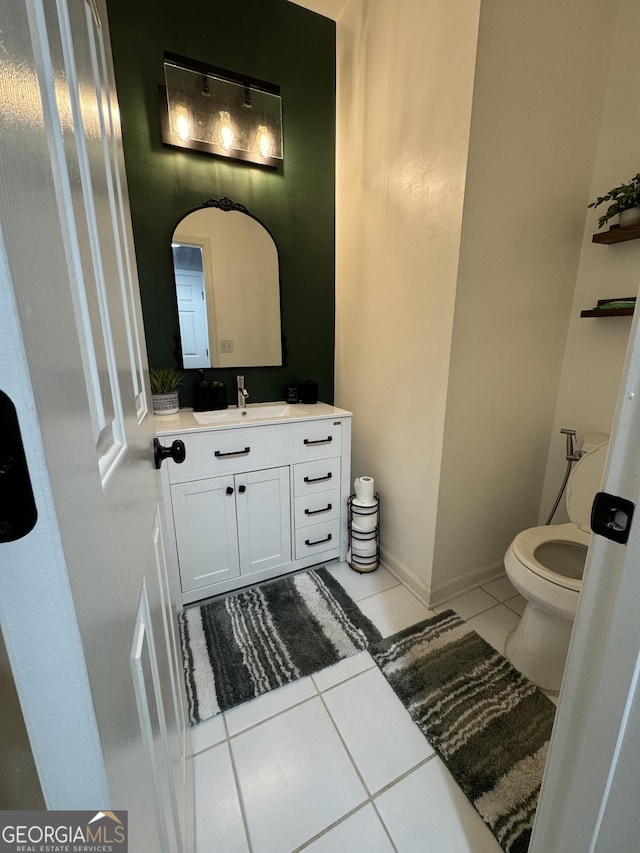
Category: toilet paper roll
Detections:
[
  {"x1": 352, "y1": 514, "x2": 378, "y2": 532},
  {"x1": 351, "y1": 554, "x2": 379, "y2": 572},
  {"x1": 354, "y1": 476, "x2": 375, "y2": 504},
  {"x1": 352, "y1": 538, "x2": 377, "y2": 557}
]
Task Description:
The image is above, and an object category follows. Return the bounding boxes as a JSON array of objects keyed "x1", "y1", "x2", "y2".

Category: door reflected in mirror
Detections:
[{"x1": 172, "y1": 198, "x2": 283, "y2": 369}]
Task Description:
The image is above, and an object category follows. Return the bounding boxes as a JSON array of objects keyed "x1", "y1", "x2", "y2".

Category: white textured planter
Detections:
[
  {"x1": 152, "y1": 392, "x2": 179, "y2": 415},
  {"x1": 619, "y1": 206, "x2": 640, "y2": 227}
]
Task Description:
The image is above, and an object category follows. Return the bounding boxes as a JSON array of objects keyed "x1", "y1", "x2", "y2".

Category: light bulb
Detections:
[
  {"x1": 219, "y1": 111, "x2": 234, "y2": 150},
  {"x1": 174, "y1": 108, "x2": 191, "y2": 141},
  {"x1": 257, "y1": 125, "x2": 271, "y2": 158}
]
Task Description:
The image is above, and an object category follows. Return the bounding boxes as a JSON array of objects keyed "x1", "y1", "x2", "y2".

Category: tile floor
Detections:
[{"x1": 190, "y1": 562, "x2": 536, "y2": 852}]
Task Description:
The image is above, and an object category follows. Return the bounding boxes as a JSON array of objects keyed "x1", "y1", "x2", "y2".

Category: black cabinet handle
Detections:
[
  {"x1": 226, "y1": 486, "x2": 234, "y2": 495},
  {"x1": 215, "y1": 447, "x2": 250, "y2": 458},
  {"x1": 238, "y1": 484, "x2": 246, "y2": 494},
  {"x1": 304, "y1": 472, "x2": 332, "y2": 484},
  {"x1": 153, "y1": 438, "x2": 186, "y2": 469},
  {"x1": 305, "y1": 503, "x2": 332, "y2": 516},
  {"x1": 305, "y1": 533, "x2": 332, "y2": 546},
  {"x1": 303, "y1": 436, "x2": 333, "y2": 446}
]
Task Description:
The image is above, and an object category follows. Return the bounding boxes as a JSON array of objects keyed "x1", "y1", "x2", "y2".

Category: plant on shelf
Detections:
[
  {"x1": 149, "y1": 367, "x2": 184, "y2": 415},
  {"x1": 588, "y1": 172, "x2": 640, "y2": 229}
]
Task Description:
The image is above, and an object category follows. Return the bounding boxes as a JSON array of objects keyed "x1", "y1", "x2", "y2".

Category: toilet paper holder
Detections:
[{"x1": 347, "y1": 492, "x2": 380, "y2": 574}]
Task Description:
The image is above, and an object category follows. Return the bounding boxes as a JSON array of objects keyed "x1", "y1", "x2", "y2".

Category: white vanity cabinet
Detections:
[{"x1": 156, "y1": 404, "x2": 352, "y2": 605}]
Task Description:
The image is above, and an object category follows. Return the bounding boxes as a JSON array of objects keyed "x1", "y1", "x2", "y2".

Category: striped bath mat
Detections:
[
  {"x1": 372, "y1": 610, "x2": 556, "y2": 853},
  {"x1": 179, "y1": 567, "x2": 381, "y2": 725}
]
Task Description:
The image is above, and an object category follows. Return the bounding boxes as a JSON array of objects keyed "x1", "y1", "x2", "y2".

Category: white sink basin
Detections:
[{"x1": 192, "y1": 403, "x2": 308, "y2": 426}]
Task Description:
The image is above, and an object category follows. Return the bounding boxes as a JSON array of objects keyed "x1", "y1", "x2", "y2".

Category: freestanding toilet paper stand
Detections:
[{"x1": 347, "y1": 492, "x2": 380, "y2": 573}]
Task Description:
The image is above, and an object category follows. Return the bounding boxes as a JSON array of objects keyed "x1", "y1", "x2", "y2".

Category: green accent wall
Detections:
[{"x1": 106, "y1": 0, "x2": 336, "y2": 406}]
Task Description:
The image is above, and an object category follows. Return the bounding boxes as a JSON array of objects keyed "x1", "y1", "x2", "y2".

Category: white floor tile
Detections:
[
  {"x1": 375, "y1": 758, "x2": 502, "y2": 853},
  {"x1": 437, "y1": 588, "x2": 499, "y2": 620},
  {"x1": 195, "y1": 742, "x2": 249, "y2": 853},
  {"x1": 468, "y1": 604, "x2": 520, "y2": 656},
  {"x1": 327, "y1": 561, "x2": 399, "y2": 602},
  {"x1": 190, "y1": 711, "x2": 226, "y2": 755},
  {"x1": 482, "y1": 575, "x2": 518, "y2": 602},
  {"x1": 504, "y1": 594, "x2": 527, "y2": 616},
  {"x1": 323, "y1": 666, "x2": 434, "y2": 794},
  {"x1": 230, "y1": 697, "x2": 367, "y2": 853},
  {"x1": 225, "y1": 675, "x2": 317, "y2": 737},
  {"x1": 356, "y1": 584, "x2": 433, "y2": 638},
  {"x1": 303, "y1": 804, "x2": 395, "y2": 853},
  {"x1": 312, "y1": 650, "x2": 376, "y2": 693}
]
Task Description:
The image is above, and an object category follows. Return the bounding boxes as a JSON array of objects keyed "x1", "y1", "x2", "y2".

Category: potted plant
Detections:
[
  {"x1": 149, "y1": 367, "x2": 183, "y2": 415},
  {"x1": 588, "y1": 173, "x2": 640, "y2": 229}
]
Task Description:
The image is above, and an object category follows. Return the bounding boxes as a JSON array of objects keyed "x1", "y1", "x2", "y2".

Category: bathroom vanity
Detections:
[{"x1": 156, "y1": 402, "x2": 352, "y2": 605}]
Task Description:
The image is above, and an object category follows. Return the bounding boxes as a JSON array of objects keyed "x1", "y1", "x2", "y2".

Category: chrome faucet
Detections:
[{"x1": 237, "y1": 375, "x2": 249, "y2": 409}]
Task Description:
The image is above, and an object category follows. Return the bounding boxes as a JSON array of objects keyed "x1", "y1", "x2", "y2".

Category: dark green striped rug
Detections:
[
  {"x1": 179, "y1": 567, "x2": 381, "y2": 725},
  {"x1": 372, "y1": 610, "x2": 556, "y2": 853}
]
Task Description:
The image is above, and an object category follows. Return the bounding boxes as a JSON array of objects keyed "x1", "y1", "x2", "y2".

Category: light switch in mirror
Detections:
[{"x1": 172, "y1": 197, "x2": 283, "y2": 369}]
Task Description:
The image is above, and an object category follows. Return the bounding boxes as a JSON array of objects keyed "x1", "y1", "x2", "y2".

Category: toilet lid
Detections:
[{"x1": 566, "y1": 441, "x2": 608, "y2": 530}]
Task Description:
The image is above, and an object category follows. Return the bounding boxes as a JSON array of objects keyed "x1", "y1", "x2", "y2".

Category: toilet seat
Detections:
[
  {"x1": 511, "y1": 522, "x2": 590, "y2": 592},
  {"x1": 510, "y1": 440, "x2": 608, "y2": 590}
]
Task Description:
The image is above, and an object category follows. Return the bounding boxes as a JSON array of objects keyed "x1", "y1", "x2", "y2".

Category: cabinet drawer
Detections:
[
  {"x1": 295, "y1": 519, "x2": 341, "y2": 560},
  {"x1": 293, "y1": 457, "x2": 341, "y2": 496},
  {"x1": 294, "y1": 489, "x2": 341, "y2": 529},
  {"x1": 292, "y1": 419, "x2": 343, "y2": 462},
  {"x1": 164, "y1": 425, "x2": 289, "y2": 483}
]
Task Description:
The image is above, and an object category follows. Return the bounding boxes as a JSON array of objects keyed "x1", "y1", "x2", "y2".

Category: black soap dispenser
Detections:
[{"x1": 193, "y1": 369, "x2": 212, "y2": 411}]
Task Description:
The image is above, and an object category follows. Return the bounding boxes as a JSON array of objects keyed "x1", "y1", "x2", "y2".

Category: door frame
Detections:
[{"x1": 531, "y1": 288, "x2": 640, "y2": 850}]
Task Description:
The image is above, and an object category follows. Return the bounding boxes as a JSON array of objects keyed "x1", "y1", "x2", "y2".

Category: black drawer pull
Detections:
[
  {"x1": 305, "y1": 533, "x2": 332, "y2": 547},
  {"x1": 215, "y1": 447, "x2": 250, "y2": 458},
  {"x1": 304, "y1": 436, "x2": 333, "y2": 446},
  {"x1": 304, "y1": 472, "x2": 332, "y2": 484},
  {"x1": 226, "y1": 486, "x2": 234, "y2": 495},
  {"x1": 305, "y1": 503, "x2": 332, "y2": 516}
]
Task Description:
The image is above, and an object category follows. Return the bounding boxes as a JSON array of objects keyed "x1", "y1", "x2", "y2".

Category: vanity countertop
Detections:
[{"x1": 155, "y1": 401, "x2": 352, "y2": 436}]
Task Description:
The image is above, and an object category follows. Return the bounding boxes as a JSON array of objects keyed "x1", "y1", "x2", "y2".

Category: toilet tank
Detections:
[
  {"x1": 580, "y1": 432, "x2": 609, "y2": 454},
  {"x1": 567, "y1": 435, "x2": 609, "y2": 530}
]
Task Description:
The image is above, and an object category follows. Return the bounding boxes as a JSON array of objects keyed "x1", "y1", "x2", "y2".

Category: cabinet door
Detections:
[
  {"x1": 236, "y1": 467, "x2": 291, "y2": 575},
  {"x1": 170, "y1": 476, "x2": 240, "y2": 592}
]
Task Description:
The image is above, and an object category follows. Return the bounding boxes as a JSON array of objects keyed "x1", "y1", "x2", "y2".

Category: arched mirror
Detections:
[{"x1": 171, "y1": 197, "x2": 283, "y2": 369}]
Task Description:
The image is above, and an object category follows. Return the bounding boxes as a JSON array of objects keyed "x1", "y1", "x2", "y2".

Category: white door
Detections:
[
  {"x1": 530, "y1": 289, "x2": 640, "y2": 850},
  {"x1": 171, "y1": 475, "x2": 241, "y2": 592},
  {"x1": 0, "y1": 1, "x2": 192, "y2": 851},
  {"x1": 236, "y1": 466, "x2": 292, "y2": 574},
  {"x1": 174, "y1": 248, "x2": 211, "y2": 369}
]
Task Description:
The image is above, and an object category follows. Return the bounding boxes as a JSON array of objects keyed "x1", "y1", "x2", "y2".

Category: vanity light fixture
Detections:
[{"x1": 160, "y1": 52, "x2": 283, "y2": 169}]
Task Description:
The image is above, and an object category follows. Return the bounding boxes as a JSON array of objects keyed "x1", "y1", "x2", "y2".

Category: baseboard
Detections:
[
  {"x1": 379, "y1": 547, "x2": 432, "y2": 610},
  {"x1": 380, "y1": 546, "x2": 505, "y2": 609},
  {"x1": 429, "y1": 560, "x2": 505, "y2": 607}
]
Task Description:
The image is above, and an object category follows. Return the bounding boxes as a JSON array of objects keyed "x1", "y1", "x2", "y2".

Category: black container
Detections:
[
  {"x1": 210, "y1": 383, "x2": 228, "y2": 410},
  {"x1": 193, "y1": 370, "x2": 212, "y2": 411},
  {"x1": 285, "y1": 384, "x2": 299, "y2": 403},
  {"x1": 298, "y1": 379, "x2": 318, "y2": 404}
]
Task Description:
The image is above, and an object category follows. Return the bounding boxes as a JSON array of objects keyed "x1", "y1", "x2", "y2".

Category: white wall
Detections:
[
  {"x1": 334, "y1": 0, "x2": 482, "y2": 600},
  {"x1": 335, "y1": 0, "x2": 626, "y2": 604},
  {"x1": 431, "y1": 0, "x2": 617, "y2": 601},
  {"x1": 539, "y1": 0, "x2": 640, "y2": 525}
]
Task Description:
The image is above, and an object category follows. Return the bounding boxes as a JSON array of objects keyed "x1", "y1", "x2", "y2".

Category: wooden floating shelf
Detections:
[
  {"x1": 580, "y1": 297, "x2": 636, "y2": 318},
  {"x1": 592, "y1": 224, "x2": 640, "y2": 244}
]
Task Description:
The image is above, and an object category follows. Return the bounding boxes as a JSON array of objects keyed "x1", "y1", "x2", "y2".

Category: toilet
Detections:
[{"x1": 504, "y1": 434, "x2": 609, "y2": 692}]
